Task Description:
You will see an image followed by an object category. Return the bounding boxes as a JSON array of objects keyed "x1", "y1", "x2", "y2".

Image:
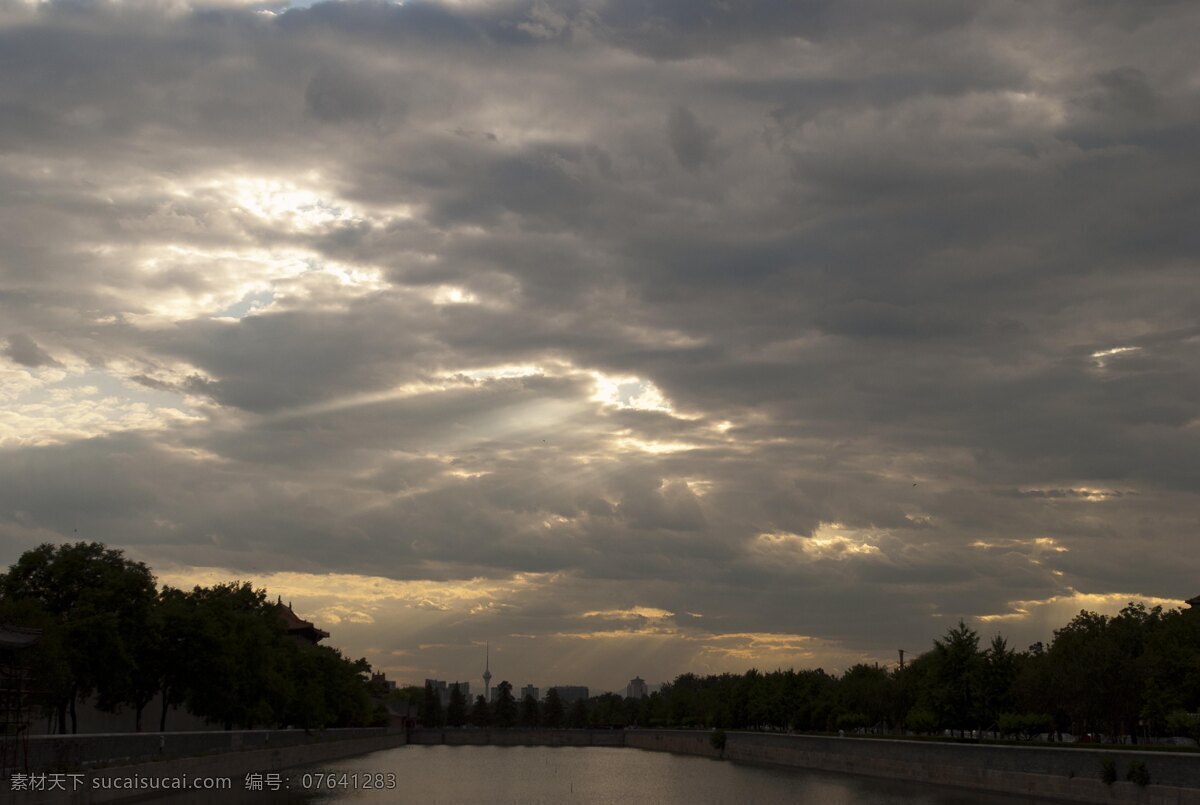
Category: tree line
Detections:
[
  {"x1": 415, "y1": 682, "x2": 597, "y2": 729},
  {"x1": 0, "y1": 542, "x2": 379, "y2": 733},
  {"x1": 413, "y1": 603, "x2": 1200, "y2": 744},
  {"x1": 7, "y1": 542, "x2": 1197, "y2": 744}
]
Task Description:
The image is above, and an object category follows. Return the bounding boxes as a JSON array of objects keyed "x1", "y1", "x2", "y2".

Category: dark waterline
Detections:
[{"x1": 280, "y1": 744, "x2": 1056, "y2": 804}]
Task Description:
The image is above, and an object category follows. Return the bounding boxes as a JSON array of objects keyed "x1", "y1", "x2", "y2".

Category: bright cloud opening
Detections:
[
  {"x1": 755, "y1": 522, "x2": 884, "y2": 561},
  {"x1": 590, "y1": 371, "x2": 673, "y2": 413},
  {"x1": 1091, "y1": 346, "x2": 1141, "y2": 368},
  {"x1": 582, "y1": 607, "x2": 675, "y2": 620}
]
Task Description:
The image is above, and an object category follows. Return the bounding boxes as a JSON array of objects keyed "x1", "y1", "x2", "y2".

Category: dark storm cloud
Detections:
[
  {"x1": 152, "y1": 300, "x2": 442, "y2": 413},
  {"x1": 2, "y1": 0, "x2": 1199, "y2": 686},
  {"x1": 1089, "y1": 66, "x2": 1159, "y2": 118},
  {"x1": 3, "y1": 334, "x2": 61, "y2": 368},
  {"x1": 304, "y1": 65, "x2": 386, "y2": 124},
  {"x1": 587, "y1": 0, "x2": 979, "y2": 59},
  {"x1": 666, "y1": 106, "x2": 719, "y2": 172}
]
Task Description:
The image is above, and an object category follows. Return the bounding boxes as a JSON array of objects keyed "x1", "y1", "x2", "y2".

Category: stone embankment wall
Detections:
[
  {"x1": 625, "y1": 730, "x2": 1200, "y2": 805},
  {"x1": 411, "y1": 728, "x2": 624, "y2": 747},
  {"x1": 5, "y1": 727, "x2": 394, "y2": 772},
  {"x1": 2, "y1": 730, "x2": 407, "y2": 804}
]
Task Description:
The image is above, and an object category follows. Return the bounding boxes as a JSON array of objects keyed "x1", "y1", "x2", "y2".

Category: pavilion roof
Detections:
[{"x1": 274, "y1": 602, "x2": 330, "y2": 642}]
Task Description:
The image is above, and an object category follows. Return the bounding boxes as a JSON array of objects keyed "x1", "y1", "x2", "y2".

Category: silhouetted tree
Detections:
[
  {"x1": 978, "y1": 635, "x2": 1018, "y2": 731},
  {"x1": 0, "y1": 542, "x2": 156, "y2": 733},
  {"x1": 931, "y1": 620, "x2": 982, "y2": 736},
  {"x1": 1142, "y1": 608, "x2": 1200, "y2": 736},
  {"x1": 447, "y1": 684, "x2": 468, "y2": 727},
  {"x1": 520, "y1": 694, "x2": 540, "y2": 727},
  {"x1": 311, "y1": 649, "x2": 372, "y2": 727},
  {"x1": 1011, "y1": 641, "x2": 1063, "y2": 739},
  {"x1": 603, "y1": 605, "x2": 1200, "y2": 745},
  {"x1": 1, "y1": 543, "x2": 377, "y2": 733},
  {"x1": 422, "y1": 682, "x2": 445, "y2": 727},
  {"x1": 568, "y1": 697, "x2": 589, "y2": 728},
  {"x1": 156, "y1": 587, "x2": 197, "y2": 731},
  {"x1": 1047, "y1": 610, "x2": 1111, "y2": 737},
  {"x1": 543, "y1": 688, "x2": 564, "y2": 728},
  {"x1": 589, "y1": 692, "x2": 626, "y2": 727},
  {"x1": 838, "y1": 664, "x2": 891, "y2": 731},
  {"x1": 470, "y1": 694, "x2": 492, "y2": 726},
  {"x1": 493, "y1": 680, "x2": 517, "y2": 727},
  {"x1": 183, "y1": 583, "x2": 293, "y2": 730},
  {"x1": 624, "y1": 695, "x2": 642, "y2": 726}
]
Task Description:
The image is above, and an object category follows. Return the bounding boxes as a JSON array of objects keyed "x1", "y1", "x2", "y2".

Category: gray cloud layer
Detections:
[{"x1": 1, "y1": 0, "x2": 1198, "y2": 689}]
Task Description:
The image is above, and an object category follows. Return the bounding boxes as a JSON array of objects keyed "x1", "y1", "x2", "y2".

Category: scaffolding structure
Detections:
[{"x1": 0, "y1": 625, "x2": 42, "y2": 774}]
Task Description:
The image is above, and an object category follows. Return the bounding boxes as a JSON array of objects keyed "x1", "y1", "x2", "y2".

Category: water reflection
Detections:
[{"x1": 279, "y1": 745, "x2": 1052, "y2": 804}]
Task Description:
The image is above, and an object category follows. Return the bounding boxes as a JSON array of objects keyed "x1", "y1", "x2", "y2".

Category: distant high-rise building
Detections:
[
  {"x1": 626, "y1": 676, "x2": 648, "y2": 699},
  {"x1": 549, "y1": 685, "x2": 588, "y2": 704},
  {"x1": 371, "y1": 671, "x2": 397, "y2": 691},
  {"x1": 520, "y1": 685, "x2": 539, "y2": 702},
  {"x1": 425, "y1": 679, "x2": 472, "y2": 707},
  {"x1": 425, "y1": 678, "x2": 447, "y2": 702}
]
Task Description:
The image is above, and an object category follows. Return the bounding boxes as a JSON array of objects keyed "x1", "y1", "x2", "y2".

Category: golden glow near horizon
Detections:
[
  {"x1": 156, "y1": 566, "x2": 550, "y2": 611},
  {"x1": 698, "y1": 632, "x2": 821, "y2": 661},
  {"x1": 977, "y1": 590, "x2": 1185, "y2": 624},
  {"x1": 582, "y1": 606, "x2": 675, "y2": 620},
  {"x1": 79, "y1": 557, "x2": 1200, "y2": 686},
  {"x1": 148, "y1": 565, "x2": 891, "y2": 680},
  {"x1": 548, "y1": 620, "x2": 879, "y2": 674}
]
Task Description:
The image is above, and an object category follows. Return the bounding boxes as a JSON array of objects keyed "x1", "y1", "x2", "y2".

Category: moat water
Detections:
[{"x1": 288, "y1": 744, "x2": 1052, "y2": 804}]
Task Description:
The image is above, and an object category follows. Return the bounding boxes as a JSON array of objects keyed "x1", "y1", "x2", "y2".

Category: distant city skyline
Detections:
[{"x1": 422, "y1": 643, "x2": 655, "y2": 698}]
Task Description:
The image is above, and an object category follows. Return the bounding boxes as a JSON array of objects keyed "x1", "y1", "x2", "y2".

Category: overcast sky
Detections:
[{"x1": 2, "y1": 0, "x2": 1198, "y2": 693}]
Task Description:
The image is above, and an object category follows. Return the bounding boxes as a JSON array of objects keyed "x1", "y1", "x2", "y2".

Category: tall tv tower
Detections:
[{"x1": 482, "y1": 642, "x2": 492, "y2": 703}]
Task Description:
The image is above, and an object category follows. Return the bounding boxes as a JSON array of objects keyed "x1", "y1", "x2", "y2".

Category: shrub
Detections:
[
  {"x1": 1166, "y1": 710, "x2": 1200, "y2": 742},
  {"x1": 906, "y1": 708, "x2": 938, "y2": 735},
  {"x1": 710, "y1": 728, "x2": 727, "y2": 752},
  {"x1": 1126, "y1": 760, "x2": 1150, "y2": 787},
  {"x1": 998, "y1": 712, "x2": 1054, "y2": 740},
  {"x1": 1100, "y1": 758, "x2": 1117, "y2": 786},
  {"x1": 836, "y1": 712, "x2": 868, "y2": 731}
]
